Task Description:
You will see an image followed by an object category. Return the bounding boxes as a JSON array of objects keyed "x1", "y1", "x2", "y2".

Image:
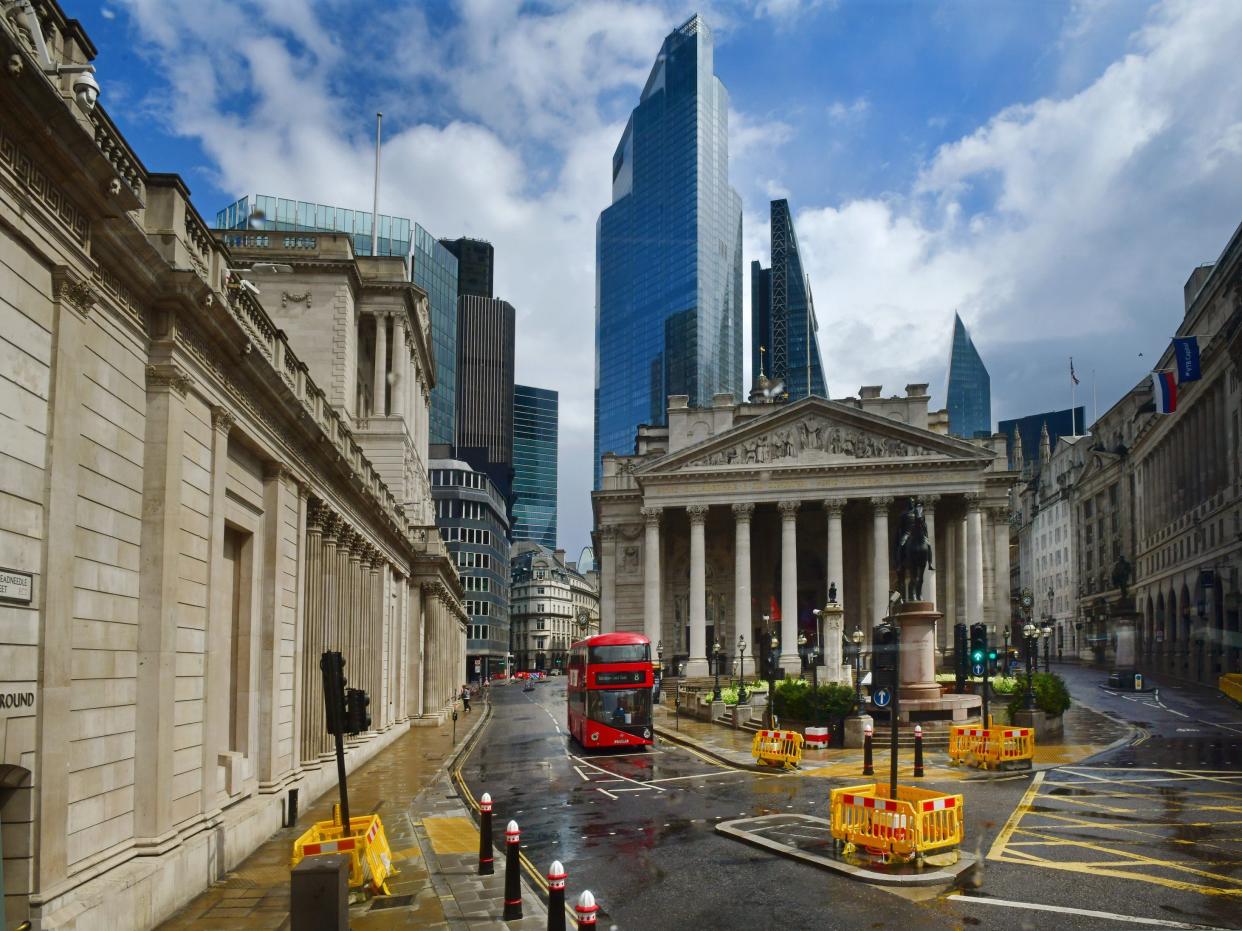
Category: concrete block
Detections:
[{"x1": 290, "y1": 853, "x2": 349, "y2": 930}]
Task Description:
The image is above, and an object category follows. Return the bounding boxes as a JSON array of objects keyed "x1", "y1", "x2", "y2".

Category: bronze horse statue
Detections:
[{"x1": 895, "y1": 498, "x2": 934, "y2": 603}]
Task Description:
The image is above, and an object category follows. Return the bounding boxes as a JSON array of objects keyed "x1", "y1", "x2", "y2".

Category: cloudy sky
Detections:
[{"x1": 87, "y1": 0, "x2": 1242, "y2": 555}]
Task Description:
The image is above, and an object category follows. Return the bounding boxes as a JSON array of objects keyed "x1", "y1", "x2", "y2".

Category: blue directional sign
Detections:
[{"x1": 872, "y1": 687, "x2": 891, "y2": 708}]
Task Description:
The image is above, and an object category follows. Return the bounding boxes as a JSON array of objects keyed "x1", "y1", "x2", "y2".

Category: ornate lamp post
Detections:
[
  {"x1": 767, "y1": 631, "x2": 779, "y2": 727},
  {"x1": 1041, "y1": 623, "x2": 1052, "y2": 672},
  {"x1": 737, "y1": 635, "x2": 748, "y2": 703},
  {"x1": 1002, "y1": 626, "x2": 1011, "y2": 676},
  {"x1": 1022, "y1": 621, "x2": 1038, "y2": 710},
  {"x1": 850, "y1": 627, "x2": 866, "y2": 717},
  {"x1": 712, "y1": 638, "x2": 724, "y2": 702}
]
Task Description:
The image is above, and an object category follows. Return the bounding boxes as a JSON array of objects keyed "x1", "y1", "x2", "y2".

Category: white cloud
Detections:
[{"x1": 826, "y1": 97, "x2": 869, "y2": 123}]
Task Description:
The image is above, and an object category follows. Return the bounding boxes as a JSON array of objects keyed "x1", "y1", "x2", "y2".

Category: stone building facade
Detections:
[
  {"x1": 509, "y1": 542, "x2": 601, "y2": 673},
  {"x1": 0, "y1": 5, "x2": 464, "y2": 928},
  {"x1": 592, "y1": 389, "x2": 1016, "y2": 678}
]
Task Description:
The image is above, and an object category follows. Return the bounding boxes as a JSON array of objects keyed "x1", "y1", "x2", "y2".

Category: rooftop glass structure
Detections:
[
  {"x1": 414, "y1": 225, "x2": 461, "y2": 445},
  {"x1": 946, "y1": 312, "x2": 992, "y2": 438},
  {"x1": 751, "y1": 199, "x2": 826, "y2": 400},
  {"x1": 215, "y1": 195, "x2": 411, "y2": 259},
  {"x1": 594, "y1": 13, "x2": 743, "y2": 487},
  {"x1": 512, "y1": 385, "x2": 558, "y2": 549}
]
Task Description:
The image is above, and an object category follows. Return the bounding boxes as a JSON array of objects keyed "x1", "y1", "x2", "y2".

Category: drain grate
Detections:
[{"x1": 370, "y1": 894, "x2": 416, "y2": 910}]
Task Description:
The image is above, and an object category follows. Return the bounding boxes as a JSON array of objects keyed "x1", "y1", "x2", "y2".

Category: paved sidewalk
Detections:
[
  {"x1": 655, "y1": 685, "x2": 1133, "y2": 777},
  {"x1": 157, "y1": 696, "x2": 547, "y2": 930}
]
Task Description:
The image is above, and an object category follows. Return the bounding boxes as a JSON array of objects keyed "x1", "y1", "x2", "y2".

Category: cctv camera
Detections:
[
  {"x1": 239, "y1": 279, "x2": 261, "y2": 296},
  {"x1": 72, "y1": 70, "x2": 99, "y2": 112}
]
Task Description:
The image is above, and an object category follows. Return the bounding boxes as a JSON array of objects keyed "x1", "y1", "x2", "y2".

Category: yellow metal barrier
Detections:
[
  {"x1": 751, "y1": 729, "x2": 804, "y2": 769},
  {"x1": 1220, "y1": 673, "x2": 1242, "y2": 705},
  {"x1": 948, "y1": 724, "x2": 1033, "y2": 769},
  {"x1": 829, "y1": 783, "x2": 964, "y2": 861},
  {"x1": 291, "y1": 809, "x2": 397, "y2": 895}
]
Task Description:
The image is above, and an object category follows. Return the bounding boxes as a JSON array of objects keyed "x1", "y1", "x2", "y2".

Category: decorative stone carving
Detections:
[
  {"x1": 870, "y1": 495, "x2": 894, "y2": 510},
  {"x1": 731, "y1": 502, "x2": 755, "y2": 520},
  {"x1": 622, "y1": 545, "x2": 640, "y2": 573},
  {"x1": 686, "y1": 414, "x2": 938, "y2": 468},
  {"x1": 778, "y1": 499, "x2": 801, "y2": 517},
  {"x1": 598, "y1": 525, "x2": 617, "y2": 540},
  {"x1": 640, "y1": 506, "x2": 662, "y2": 526},
  {"x1": 52, "y1": 268, "x2": 98, "y2": 315},
  {"x1": 281, "y1": 291, "x2": 312, "y2": 308},
  {"x1": 145, "y1": 363, "x2": 191, "y2": 397},
  {"x1": 686, "y1": 504, "x2": 710, "y2": 524},
  {"x1": 965, "y1": 492, "x2": 983, "y2": 512},
  {"x1": 822, "y1": 497, "x2": 847, "y2": 516},
  {"x1": 210, "y1": 406, "x2": 234, "y2": 435}
]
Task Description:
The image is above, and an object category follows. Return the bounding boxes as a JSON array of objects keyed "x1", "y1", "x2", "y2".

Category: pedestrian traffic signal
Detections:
[
  {"x1": 873, "y1": 623, "x2": 899, "y2": 674},
  {"x1": 345, "y1": 687, "x2": 371, "y2": 735},
  {"x1": 969, "y1": 623, "x2": 987, "y2": 677}
]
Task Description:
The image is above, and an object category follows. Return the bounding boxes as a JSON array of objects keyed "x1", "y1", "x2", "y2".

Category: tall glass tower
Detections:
[
  {"x1": 512, "y1": 385, "x2": 558, "y2": 549},
  {"x1": 946, "y1": 312, "x2": 992, "y2": 438},
  {"x1": 594, "y1": 13, "x2": 743, "y2": 486},
  {"x1": 751, "y1": 199, "x2": 826, "y2": 399},
  {"x1": 413, "y1": 225, "x2": 461, "y2": 446}
]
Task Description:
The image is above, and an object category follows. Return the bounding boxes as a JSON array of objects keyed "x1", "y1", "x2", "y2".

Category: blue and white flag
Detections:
[{"x1": 1172, "y1": 336, "x2": 1201, "y2": 383}]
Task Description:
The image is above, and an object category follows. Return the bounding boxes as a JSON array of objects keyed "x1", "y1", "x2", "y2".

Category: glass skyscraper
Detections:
[
  {"x1": 751, "y1": 199, "x2": 826, "y2": 400},
  {"x1": 946, "y1": 312, "x2": 992, "y2": 438},
  {"x1": 512, "y1": 385, "x2": 558, "y2": 549},
  {"x1": 413, "y1": 225, "x2": 461, "y2": 446},
  {"x1": 594, "y1": 13, "x2": 743, "y2": 486}
]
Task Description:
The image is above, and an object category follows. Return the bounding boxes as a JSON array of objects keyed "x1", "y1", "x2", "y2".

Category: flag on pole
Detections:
[
  {"x1": 1070, "y1": 357, "x2": 1080, "y2": 386},
  {"x1": 1171, "y1": 336, "x2": 1201, "y2": 383},
  {"x1": 1151, "y1": 371, "x2": 1177, "y2": 414}
]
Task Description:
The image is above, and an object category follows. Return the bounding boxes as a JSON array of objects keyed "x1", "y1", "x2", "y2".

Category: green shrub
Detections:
[
  {"x1": 934, "y1": 673, "x2": 1018, "y2": 693},
  {"x1": 1006, "y1": 672, "x2": 1072, "y2": 718},
  {"x1": 772, "y1": 679, "x2": 857, "y2": 721}
]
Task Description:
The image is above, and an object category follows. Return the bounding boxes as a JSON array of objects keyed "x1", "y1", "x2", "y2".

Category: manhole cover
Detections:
[{"x1": 371, "y1": 894, "x2": 416, "y2": 910}]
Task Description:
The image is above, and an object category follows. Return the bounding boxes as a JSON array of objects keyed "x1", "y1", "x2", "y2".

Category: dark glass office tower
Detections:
[
  {"x1": 512, "y1": 385, "x2": 558, "y2": 549},
  {"x1": 455, "y1": 295, "x2": 515, "y2": 495},
  {"x1": 946, "y1": 312, "x2": 992, "y2": 438},
  {"x1": 440, "y1": 237, "x2": 494, "y2": 299},
  {"x1": 594, "y1": 13, "x2": 743, "y2": 487},
  {"x1": 751, "y1": 199, "x2": 826, "y2": 399},
  {"x1": 414, "y1": 224, "x2": 461, "y2": 446}
]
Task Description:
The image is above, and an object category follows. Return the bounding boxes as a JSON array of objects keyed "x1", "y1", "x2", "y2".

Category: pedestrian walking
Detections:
[{"x1": 461, "y1": 684, "x2": 472, "y2": 713}]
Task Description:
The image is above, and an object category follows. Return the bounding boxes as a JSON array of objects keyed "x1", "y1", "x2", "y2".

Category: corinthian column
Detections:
[
  {"x1": 966, "y1": 494, "x2": 985, "y2": 627},
  {"x1": 778, "y1": 500, "x2": 801, "y2": 675},
  {"x1": 641, "y1": 506, "x2": 662, "y2": 650},
  {"x1": 685, "y1": 505, "x2": 710, "y2": 678},
  {"x1": 923, "y1": 495, "x2": 939, "y2": 609},
  {"x1": 732, "y1": 503, "x2": 754, "y2": 677},
  {"x1": 373, "y1": 313, "x2": 388, "y2": 417},
  {"x1": 871, "y1": 497, "x2": 893, "y2": 630},
  {"x1": 392, "y1": 314, "x2": 407, "y2": 419},
  {"x1": 824, "y1": 498, "x2": 846, "y2": 609},
  {"x1": 991, "y1": 505, "x2": 1011, "y2": 637}
]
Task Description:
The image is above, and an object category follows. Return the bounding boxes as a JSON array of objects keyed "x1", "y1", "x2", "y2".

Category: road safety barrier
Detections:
[
  {"x1": 829, "y1": 783, "x2": 964, "y2": 860},
  {"x1": 291, "y1": 806, "x2": 397, "y2": 895},
  {"x1": 751, "y1": 729, "x2": 804, "y2": 769},
  {"x1": 948, "y1": 724, "x2": 1033, "y2": 769},
  {"x1": 804, "y1": 726, "x2": 830, "y2": 748}
]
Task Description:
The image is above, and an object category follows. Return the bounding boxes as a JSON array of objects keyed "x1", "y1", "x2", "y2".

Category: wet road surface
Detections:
[{"x1": 460, "y1": 676, "x2": 1242, "y2": 930}]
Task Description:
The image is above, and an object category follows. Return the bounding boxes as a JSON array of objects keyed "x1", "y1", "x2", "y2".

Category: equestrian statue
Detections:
[{"x1": 895, "y1": 497, "x2": 934, "y2": 603}]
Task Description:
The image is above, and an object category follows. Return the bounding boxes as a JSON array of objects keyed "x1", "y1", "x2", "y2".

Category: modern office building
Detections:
[
  {"x1": 509, "y1": 542, "x2": 600, "y2": 673},
  {"x1": 440, "y1": 236, "x2": 495, "y2": 299},
  {"x1": 1000, "y1": 407, "x2": 1086, "y2": 473},
  {"x1": 751, "y1": 199, "x2": 826, "y2": 400},
  {"x1": 946, "y1": 312, "x2": 992, "y2": 438},
  {"x1": 455, "y1": 295, "x2": 516, "y2": 495},
  {"x1": 512, "y1": 385, "x2": 559, "y2": 548},
  {"x1": 594, "y1": 13, "x2": 744, "y2": 487},
  {"x1": 414, "y1": 225, "x2": 462, "y2": 446},
  {"x1": 431, "y1": 449, "x2": 512, "y2": 682}
]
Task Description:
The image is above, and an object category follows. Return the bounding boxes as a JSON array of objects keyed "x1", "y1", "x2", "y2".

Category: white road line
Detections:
[
  {"x1": 572, "y1": 766, "x2": 591, "y2": 782},
  {"x1": 1204, "y1": 718, "x2": 1242, "y2": 736},
  {"x1": 946, "y1": 895, "x2": 1232, "y2": 930},
  {"x1": 1164, "y1": 707, "x2": 1191, "y2": 718},
  {"x1": 571, "y1": 754, "x2": 668, "y2": 792},
  {"x1": 647, "y1": 771, "x2": 746, "y2": 784},
  {"x1": 609, "y1": 787, "x2": 654, "y2": 793},
  {"x1": 595, "y1": 787, "x2": 618, "y2": 800}
]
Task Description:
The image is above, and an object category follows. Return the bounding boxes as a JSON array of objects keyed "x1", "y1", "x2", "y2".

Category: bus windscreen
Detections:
[{"x1": 589, "y1": 643, "x2": 649, "y2": 664}]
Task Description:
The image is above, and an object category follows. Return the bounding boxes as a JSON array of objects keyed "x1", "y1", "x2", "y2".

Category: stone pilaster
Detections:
[
  {"x1": 778, "y1": 499, "x2": 801, "y2": 675},
  {"x1": 870, "y1": 497, "x2": 894, "y2": 632},
  {"x1": 966, "y1": 494, "x2": 984, "y2": 627},
  {"x1": 258, "y1": 461, "x2": 293, "y2": 788},
  {"x1": 923, "y1": 494, "x2": 940, "y2": 610},
  {"x1": 641, "y1": 506, "x2": 662, "y2": 651},
  {"x1": 685, "y1": 505, "x2": 710, "y2": 677},
  {"x1": 732, "y1": 503, "x2": 754, "y2": 677}
]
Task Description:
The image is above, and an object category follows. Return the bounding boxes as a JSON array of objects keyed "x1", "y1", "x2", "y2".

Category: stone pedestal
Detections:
[
  {"x1": 819, "y1": 603, "x2": 848, "y2": 684},
  {"x1": 844, "y1": 714, "x2": 874, "y2": 749},
  {"x1": 891, "y1": 601, "x2": 981, "y2": 722},
  {"x1": 1013, "y1": 709, "x2": 1064, "y2": 742}
]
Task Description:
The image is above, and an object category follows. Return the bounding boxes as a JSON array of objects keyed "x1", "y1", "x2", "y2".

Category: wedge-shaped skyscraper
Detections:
[
  {"x1": 946, "y1": 312, "x2": 992, "y2": 438},
  {"x1": 594, "y1": 13, "x2": 743, "y2": 486}
]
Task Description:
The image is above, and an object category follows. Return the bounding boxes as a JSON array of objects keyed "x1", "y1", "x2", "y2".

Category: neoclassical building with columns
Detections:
[{"x1": 593, "y1": 388, "x2": 1018, "y2": 677}]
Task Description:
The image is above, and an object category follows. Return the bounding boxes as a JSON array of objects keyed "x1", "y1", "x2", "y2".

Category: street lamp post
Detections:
[
  {"x1": 1023, "y1": 621, "x2": 1038, "y2": 710},
  {"x1": 712, "y1": 638, "x2": 724, "y2": 702},
  {"x1": 655, "y1": 640, "x2": 663, "y2": 704},
  {"x1": 1003, "y1": 627, "x2": 1011, "y2": 677},
  {"x1": 767, "y1": 632, "x2": 779, "y2": 728},
  {"x1": 1042, "y1": 624, "x2": 1052, "y2": 673},
  {"x1": 850, "y1": 627, "x2": 866, "y2": 717},
  {"x1": 737, "y1": 635, "x2": 748, "y2": 703}
]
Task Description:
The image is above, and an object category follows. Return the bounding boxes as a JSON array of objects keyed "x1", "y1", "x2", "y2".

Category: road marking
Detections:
[
  {"x1": 571, "y1": 754, "x2": 667, "y2": 792},
  {"x1": 986, "y1": 770, "x2": 1043, "y2": 861},
  {"x1": 646, "y1": 771, "x2": 745, "y2": 784},
  {"x1": 595, "y1": 787, "x2": 618, "y2": 800},
  {"x1": 946, "y1": 895, "x2": 1232, "y2": 929}
]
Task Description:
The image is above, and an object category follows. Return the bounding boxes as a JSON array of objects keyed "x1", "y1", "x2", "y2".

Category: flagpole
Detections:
[
  {"x1": 1092, "y1": 370, "x2": 1097, "y2": 426},
  {"x1": 371, "y1": 112, "x2": 382, "y2": 257},
  {"x1": 1070, "y1": 357, "x2": 1077, "y2": 436}
]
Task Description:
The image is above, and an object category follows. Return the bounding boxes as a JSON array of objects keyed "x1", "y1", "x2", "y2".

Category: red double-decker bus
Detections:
[{"x1": 567, "y1": 633, "x2": 653, "y2": 749}]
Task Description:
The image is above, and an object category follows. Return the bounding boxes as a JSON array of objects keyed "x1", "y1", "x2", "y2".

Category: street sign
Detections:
[{"x1": 872, "y1": 687, "x2": 891, "y2": 708}]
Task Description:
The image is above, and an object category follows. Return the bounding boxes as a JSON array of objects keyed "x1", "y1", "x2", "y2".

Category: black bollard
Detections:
[
  {"x1": 862, "y1": 724, "x2": 874, "y2": 777},
  {"x1": 913, "y1": 724, "x2": 925, "y2": 778},
  {"x1": 503, "y1": 820, "x2": 522, "y2": 921},
  {"x1": 576, "y1": 891, "x2": 598, "y2": 928},
  {"x1": 478, "y1": 792, "x2": 494, "y2": 876},
  {"x1": 546, "y1": 860, "x2": 566, "y2": 931}
]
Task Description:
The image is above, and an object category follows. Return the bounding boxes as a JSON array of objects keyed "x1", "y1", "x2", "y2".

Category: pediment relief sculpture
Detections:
[{"x1": 684, "y1": 415, "x2": 940, "y2": 469}]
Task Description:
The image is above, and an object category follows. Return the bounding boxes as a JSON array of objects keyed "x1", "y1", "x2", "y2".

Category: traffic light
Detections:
[
  {"x1": 320, "y1": 651, "x2": 347, "y2": 736},
  {"x1": 345, "y1": 688, "x2": 372, "y2": 735},
  {"x1": 987, "y1": 647, "x2": 999, "y2": 674},
  {"x1": 969, "y1": 624, "x2": 987, "y2": 678},
  {"x1": 873, "y1": 623, "x2": 899, "y2": 676}
]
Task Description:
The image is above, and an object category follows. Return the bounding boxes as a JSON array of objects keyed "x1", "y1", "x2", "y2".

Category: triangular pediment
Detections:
[{"x1": 639, "y1": 397, "x2": 995, "y2": 475}]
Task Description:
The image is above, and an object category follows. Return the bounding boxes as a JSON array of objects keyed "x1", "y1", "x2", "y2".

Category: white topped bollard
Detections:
[
  {"x1": 503, "y1": 820, "x2": 522, "y2": 921},
  {"x1": 547, "y1": 860, "x2": 567, "y2": 931},
  {"x1": 575, "y1": 890, "x2": 598, "y2": 928}
]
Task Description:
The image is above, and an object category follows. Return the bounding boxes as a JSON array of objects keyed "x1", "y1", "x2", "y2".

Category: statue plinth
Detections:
[{"x1": 888, "y1": 600, "x2": 981, "y2": 723}]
